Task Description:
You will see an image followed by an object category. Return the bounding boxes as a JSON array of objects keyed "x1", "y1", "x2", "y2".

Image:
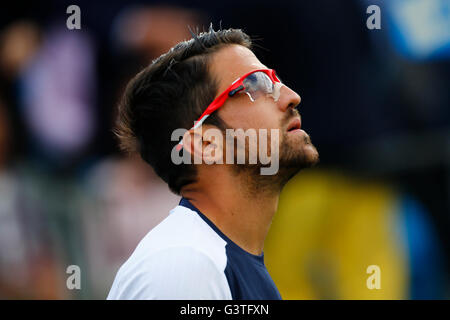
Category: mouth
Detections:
[{"x1": 287, "y1": 117, "x2": 302, "y2": 132}]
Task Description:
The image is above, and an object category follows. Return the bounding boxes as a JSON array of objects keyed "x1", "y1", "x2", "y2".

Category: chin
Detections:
[
  {"x1": 280, "y1": 132, "x2": 319, "y2": 169},
  {"x1": 302, "y1": 143, "x2": 320, "y2": 166}
]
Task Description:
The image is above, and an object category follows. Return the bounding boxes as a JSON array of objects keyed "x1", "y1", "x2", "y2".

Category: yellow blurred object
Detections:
[{"x1": 265, "y1": 170, "x2": 408, "y2": 299}]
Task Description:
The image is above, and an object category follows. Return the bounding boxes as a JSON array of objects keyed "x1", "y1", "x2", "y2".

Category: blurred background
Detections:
[{"x1": 0, "y1": 0, "x2": 449, "y2": 299}]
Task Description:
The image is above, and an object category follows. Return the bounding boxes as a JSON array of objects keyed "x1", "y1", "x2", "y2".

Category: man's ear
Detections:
[
  {"x1": 202, "y1": 126, "x2": 224, "y2": 165},
  {"x1": 182, "y1": 126, "x2": 224, "y2": 165},
  {"x1": 182, "y1": 129, "x2": 204, "y2": 164}
]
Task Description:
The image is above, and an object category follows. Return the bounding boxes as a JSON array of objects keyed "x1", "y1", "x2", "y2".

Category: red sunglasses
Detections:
[{"x1": 176, "y1": 69, "x2": 281, "y2": 151}]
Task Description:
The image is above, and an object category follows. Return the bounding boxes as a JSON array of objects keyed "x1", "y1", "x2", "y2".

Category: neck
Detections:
[{"x1": 181, "y1": 166, "x2": 282, "y2": 256}]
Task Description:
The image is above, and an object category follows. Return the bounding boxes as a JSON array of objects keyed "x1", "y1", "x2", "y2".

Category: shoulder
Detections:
[
  {"x1": 133, "y1": 204, "x2": 228, "y2": 268},
  {"x1": 107, "y1": 245, "x2": 231, "y2": 299},
  {"x1": 107, "y1": 205, "x2": 231, "y2": 300}
]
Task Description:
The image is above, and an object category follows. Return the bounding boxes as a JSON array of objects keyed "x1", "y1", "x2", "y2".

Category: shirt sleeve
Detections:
[{"x1": 107, "y1": 246, "x2": 232, "y2": 300}]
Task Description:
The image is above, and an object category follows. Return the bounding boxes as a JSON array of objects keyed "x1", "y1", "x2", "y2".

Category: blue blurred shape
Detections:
[{"x1": 386, "y1": 0, "x2": 450, "y2": 60}]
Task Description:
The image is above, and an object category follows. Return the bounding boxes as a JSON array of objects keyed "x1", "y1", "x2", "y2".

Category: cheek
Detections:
[
  {"x1": 222, "y1": 100, "x2": 281, "y2": 131},
  {"x1": 248, "y1": 101, "x2": 282, "y2": 130}
]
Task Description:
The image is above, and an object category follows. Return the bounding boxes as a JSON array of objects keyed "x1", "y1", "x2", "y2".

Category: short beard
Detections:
[
  {"x1": 276, "y1": 133, "x2": 319, "y2": 188},
  {"x1": 220, "y1": 111, "x2": 319, "y2": 197},
  {"x1": 229, "y1": 131, "x2": 319, "y2": 197},
  {"x1": 279, "y1": 130, "x2": 319, "y2": 169}
]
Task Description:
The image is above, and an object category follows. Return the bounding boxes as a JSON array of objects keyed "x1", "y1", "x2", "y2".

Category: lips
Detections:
[{"x1": 287, "y1": 117, "x2": 301, "y2": 132}]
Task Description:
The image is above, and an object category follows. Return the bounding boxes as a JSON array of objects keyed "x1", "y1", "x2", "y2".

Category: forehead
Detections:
[{"x1": 209, "y1": 44, "x2": 267, "y2": 94}]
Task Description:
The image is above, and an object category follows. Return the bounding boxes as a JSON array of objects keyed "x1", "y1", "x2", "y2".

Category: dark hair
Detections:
[{"x1": 115, "y1": 27, "x2": 252, "y2": 194}]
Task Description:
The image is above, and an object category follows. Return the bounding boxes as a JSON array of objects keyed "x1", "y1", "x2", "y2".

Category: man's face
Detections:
[{"x1": 209, "y1": 45, "x2": 319, "y2": 175}]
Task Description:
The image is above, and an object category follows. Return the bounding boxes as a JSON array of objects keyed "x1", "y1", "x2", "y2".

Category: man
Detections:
[{"x1": 107, "y1": 27, "x2": 319, "y2": 300}]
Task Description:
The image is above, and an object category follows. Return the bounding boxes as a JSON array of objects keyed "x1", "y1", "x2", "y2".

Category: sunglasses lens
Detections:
[{"x1": 242, "y1": 72, "x2": 274, "y2": 102}]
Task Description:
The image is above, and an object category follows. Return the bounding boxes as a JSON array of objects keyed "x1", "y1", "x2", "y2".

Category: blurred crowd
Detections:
[{"x1": 0, "y1": 0, "x2": 449, "y2": 299}]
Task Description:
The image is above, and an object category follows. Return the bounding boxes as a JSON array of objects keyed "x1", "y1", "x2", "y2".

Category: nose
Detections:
[{"x1": 277, "y1": 84, "x2": 301, "y2": 112}]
